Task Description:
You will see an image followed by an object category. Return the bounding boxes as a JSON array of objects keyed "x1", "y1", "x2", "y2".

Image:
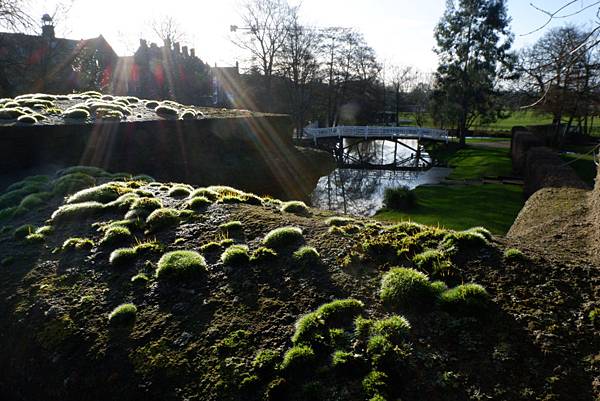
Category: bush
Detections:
[
  {"x1": 62, "y1": 237, "x2": 94, "y2": 251},
  {"x1": 280, "y1": 345, "x2": 316, "y2": 373},
  {"x1": 362, "y1": 370, "x2": 388, "y2": 398},
  {"x1": 440, "y1": 283, "x2": 490, "y2": 314},
  {"x1": 51, "y1": 201, "x2": 105, "y2": 224},
  {"x1": 380, "y1": 267, "x2": 435, "y2": 308},
  {"x1": 220, "y1": 245, "x2": 250, "y2": 266},
  {"x1": 145, "y1": 208, "x2": 180, "y2": 233},
  {"x1": 383, "y1": 186, "x2": 416, "y2": 210},
  {"x1": 412, "y1": 250, "x2": 453, "y2": 277},
  {"x1": 371, "y1": 315, "x2": 411, "y2": 343},
  {"x1": 99, "y1": 226, "x2": 132, "y2": 246},
  {"x1": 262, "y1": 226, "x2": 303, "y2": 249},
  {"x1": 108, "y1": 303, "x2": 137, "y2": 325},
  {"x1": 292, "y1": 246, "x2": 320, "y2": 266},
  {"x1": 280, "y1": 201, "x2": 310, "y2": 215},
  {"x1": 109, "y1": 247, "x2": 137, "y2": 265},
  {"x1": 252, "y1": 349, "x2": 281, "y2": 375},
  {"x1": 250, "y1": 247, "x2": 278, "y2": 263},
  {"x1": 503, "y1": 247, "x2": 527, "y2": 262},
  {"x1": 156, "y1": 250, "x2": 207, "y2": 280}
]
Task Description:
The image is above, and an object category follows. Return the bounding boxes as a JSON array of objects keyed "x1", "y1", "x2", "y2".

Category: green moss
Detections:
[
  {"x1": 145, "y1": 208, "x2": 180, "y2": 233},
  {"x1": 168, "y1": 185, "x2": 192, "y2": 198},
  {"x1": 13, "y1": 224, "x2": 35, "y2": 240},
  {"x1": 108, "y1": 303, "x2": 137, "y2": 325},
  {"x1": 156, "y1": 250, "x2": 207, "y2": 280},
  {"x1": 131, "y1": 273, "x2": 150, "y2": 285},
  {"x1": 250, "y1": 246, "x2": 278, "y2": 263},
  {"x1": 109, "y1": 247, "x2": 137, "y2": 265},
  {"x1": 431, "y1": 280, "x2": 449, "y2": 296},
  {"x1": 252, "y1": 349, "x2": 281, "y2": 375},
  {"x1": 354, "y1": 316, "x2": 374, "y2": 341},
  {"x1": 280, "y1": 345, "x2": 316, "y2": 373},
  {"x1": 292, "y1": 246, "x2": 320, "y2": 266},
  {"x1": 125, "y1": 196, "x2": 162, "y2": 219},
  {"x1": 379, "y1": 267, "x2": 435, "y2": 309},
  {"x1": 440, "y1": 283, "x2": 490, "y2": 314},
  {"x1": 52, "y1": 173, "x2": 96, "y2": 195},
  {"x1": 62, "y1": 237, "x2": 94, "y2": 251},
  {"x1": 220, "y1": 220, "x2": 243, "y2": 233},
  {"x1": 179, "y1": 109, "x2": 197, "y2": 119},
  {"x1": 104, "y1": 193, "x2": 139, "y2": 211},
  {"x1": 35, "y1": 315, "x2": 75, "y2": 349},
  {"x1": 58, "y1": 166, "x2": 108, "y2": 177},
  {"x1": 189, "y1": 188, "x2": 219, "y2": 201},
  {"x1": 331, "y1": 350, "x2": 361, "y2": 370},
  {"x1": 67, "y1": 182, "x2": 131, "y2": 204},
  {"x1": 0, "y1": 207, "x2": 17, "y2": 221},
  {"x1": 0, "y1": 107, "x2": 26, "y2": 119},
  {"x1": 51, "y1": 201, "x2": 105, "y2": 224},
  {"x1": 185, "y1": 196, "x2": 212, "y2": 210},
  {"x1": 25, "y1": 233, "x2": 45, "y2": 243},
  {"x1": 99, "y1": 226, "x2": 132, "y2": 246},
  {"x1": 325, "y1": 216, "x2": 356, "y2": 227},
  {"x1": 155, "y1": 105, "x2": 179, "y2": 117},
  {"x1": 280, "y1": 201, "x2": 310, "y2": 215},
  {"x1": 412, "y1": 250, "x2": 453, "y2": 277},
  {"x1": 134, "y1": 241, "x2": 163, "y2": 255},
  {"x1": 145, "y1": 100, "x2": 159, "y2": 109},
  {"x1": 362, "y1": 370, "x2": 388, "y2": 398},
  {"x1": 386, "y1": 221, "x2": 423, "y2": 236},
  {"x1": 218, "y1": 195, "x2": 245, "y2": 204},
  {"x1": 589, "y1": 308, "x2": 599, "y2": 325},
  {"x1": 63, "y1": 108, "x2": 90, "y2": 119},
  {"x1": 220, "y1": 244, "x2": 250, "y2": 266},
  {"x1": 216, "y1": 329, "x2": 252, "y2": 355},
  {"x1": 371, "y1": 315, "x2": 411, "y2": 343},
  {"x1": 19, "y1": 192, "x2": 52, "y2": 209},
  {"x1": 1, "y1": 256, "x2": 15, "y2": 266},
  {"x1": 262, "y1": 226, "x2": 304, "y2": 249},
  {"x1": 17, "y1": 114, "x2": 37, "y2": 124},
  {"x1": 504, "y1": 247, "x2": 527, "y2": 262},
  {"x1": 440, "y1": 230, "x2": 488, "y2": 251}
]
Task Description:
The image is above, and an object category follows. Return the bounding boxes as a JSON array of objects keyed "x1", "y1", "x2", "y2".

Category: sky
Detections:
[{"x1": 28, "y1": 0, "x2": 600, "y2": 73}]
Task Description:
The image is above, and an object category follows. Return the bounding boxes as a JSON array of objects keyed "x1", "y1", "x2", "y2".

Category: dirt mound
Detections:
[{"x1": 0, "y1": 169, "x2": 598, "y2": 401}]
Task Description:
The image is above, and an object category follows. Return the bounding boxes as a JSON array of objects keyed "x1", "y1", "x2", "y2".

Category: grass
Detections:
[
  {"x1": 156, "y1": 250, "x2": 207, "y2": 280},
  {"x1": 560, "y1": 152, "x2": 597, "y2": 187},
  {"x1": 383, "y1": 186, "x2": 416, "y2": 210},
  {"x1": 375, "y1": 184, "x2": 524, "y2": 235},
  {"x1": 446, "y1": 147, "x2": 513, "y2": 180}
]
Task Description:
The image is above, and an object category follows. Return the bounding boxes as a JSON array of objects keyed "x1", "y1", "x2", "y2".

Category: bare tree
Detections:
[
  {"x1": 389, "y1": 65, "x2": 414, "y2": 126},
  {"x1": 0, "y1": 0, "x2": 34, "y2": 31},
  {"x1": 232, "y1": 0, "x2": 293, "y2": 110},
  {"x1": 150, "y1": 15, "x2": 186, "y2": 45}
]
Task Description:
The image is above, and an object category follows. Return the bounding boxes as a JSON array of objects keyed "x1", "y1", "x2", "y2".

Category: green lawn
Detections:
[
  {"x1": 446, "y1": 147, "x2": 513, "y2": 180},
  {"x1": 375, "y1": 183, "x2": 524, "y2": 235},
  {"x1": 560, "y1": 153, "x2": 597, "y2": 187}
]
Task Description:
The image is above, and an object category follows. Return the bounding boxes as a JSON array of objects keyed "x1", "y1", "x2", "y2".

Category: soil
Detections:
[{"x1": 0, "y1": 171, "x2": 598, "y2": 401}]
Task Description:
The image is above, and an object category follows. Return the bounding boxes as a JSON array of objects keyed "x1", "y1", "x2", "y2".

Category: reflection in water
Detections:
[{"x1": 310, "y1": 139, "x2": 452, "y2": 216}]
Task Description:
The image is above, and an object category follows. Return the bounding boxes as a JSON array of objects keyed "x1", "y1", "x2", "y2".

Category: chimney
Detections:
[
  {"x1": 173, "y1": 42, "x2": 180, "y2": 53},
  {"x1": 182, "y1": 46, "x2": 188, "y2": 57},
  {"x1": 190, "y1": 48, "x2": 195, "y2": 58}
]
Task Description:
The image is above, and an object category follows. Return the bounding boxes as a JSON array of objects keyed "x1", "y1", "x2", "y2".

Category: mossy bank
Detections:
[{"x1": 0, "y1": 167, "x2": 597, "y2": 401}]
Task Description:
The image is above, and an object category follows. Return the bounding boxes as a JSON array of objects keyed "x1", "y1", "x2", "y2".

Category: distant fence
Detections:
[{"x1": 303, "y1": 126, "x2": 448, "y2": 142}]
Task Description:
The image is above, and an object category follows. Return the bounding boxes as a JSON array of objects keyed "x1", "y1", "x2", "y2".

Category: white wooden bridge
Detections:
[{"x1": 303, "y1": 125, "x2": 448, "y2": 143}]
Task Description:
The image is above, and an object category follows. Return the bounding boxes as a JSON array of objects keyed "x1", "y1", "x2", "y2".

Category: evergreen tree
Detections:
[{"x1": 433, "y1": 0, "x2": 515, "y2": 145}]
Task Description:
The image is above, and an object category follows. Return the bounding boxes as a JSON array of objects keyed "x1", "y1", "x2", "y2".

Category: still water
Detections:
[{"x1": 310, "y1": 139, "x2": 452, "y2": 216}]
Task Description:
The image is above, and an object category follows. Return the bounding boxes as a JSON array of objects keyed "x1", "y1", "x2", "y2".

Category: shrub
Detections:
[
  {"x1": 108, "y1": 303, "x2": 137, "y2": 325},
  {"x1": 252, "y1": 349, "x2": 281, "y2": 375},
  {"x1": 379, "y1": 267, "x2": 435, "y2": 308},
  {"x1": 383, "y1": 186, "x2": 416, "y2": 210},
  {"x1": 280, "y1": 201, "x2": 310, "y2": 215},
  {"x1": 280, "y1": 345, "x2": 316, "y2": 372},
  {"x1": 412, "y1": 250, "x2": 453, "y2": 277},
  {"x1": 292, "y1": 246, "x2": 320, "y2": 266},
  {"x1": 99, "y1": 226, "x2": 132, "y2": 246},
  {"x1": 325, "y1": 216, "x2": 356, "y2": 227},
  {"x1": 51, "y1": 201, "x2": 105, "y2": 224},
  {"x1": 250, "y1": 246, "x2": 278, "y2": 263},
  {"x1": 262, "y1": 226, "x2": 303, "y2": 249},
  {"x1": 168, "y1": 185, "x2": 191, "y2": 198},
  {"x1": 220, "y1": 245, "x2": 250, "y2": 266},
  {"x1": 145, "y1": 208, "x2": 180, "y2": 233},
  {"x1": 371, "y1": 315, "x2": 411, "y2": 343},
  {"x1": 503, "y1": 247, "x2": 527, "y2": 262},
  {"x1": 440, "y1": 283, "x2": 490, "y2": 314},
  {"x1": 13, "y1": 224, "x2": 35, "y2": 240},
  {"x1": 109, "y1": 247, "x2": 137, "y2": 265},
  {"x1": 362, "y1": 370, "x2": 388, "y2": 398},
  {"x1": 67, "y1": 182, "x2": 131, "y2": 204},
  {"x1": 131, "y1": 273, "x2": 149, "y2": 285},
  {"x1": 156, "y1": 250, "x2": 207, "y2": 280},
  {"x1": 185, "y1": 196, "x2": 211, "y2": 210},
  {"x1": 62, "y1": 237, "x2": 94, "y2": 251}
]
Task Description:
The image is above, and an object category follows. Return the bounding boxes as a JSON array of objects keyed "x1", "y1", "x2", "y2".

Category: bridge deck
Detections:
[{"x1": 304, "y1": 125, "x2": 448, "y2": 142}]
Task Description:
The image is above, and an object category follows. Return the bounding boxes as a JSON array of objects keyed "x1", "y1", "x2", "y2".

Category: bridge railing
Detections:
[{"x1": 303, "y1": 125, "x2": 448, "y2": 142}]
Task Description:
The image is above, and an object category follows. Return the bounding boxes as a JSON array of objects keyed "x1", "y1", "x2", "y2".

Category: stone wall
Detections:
[{"x1": 0, "y1": 116, "x2": 335, "y2": 200}]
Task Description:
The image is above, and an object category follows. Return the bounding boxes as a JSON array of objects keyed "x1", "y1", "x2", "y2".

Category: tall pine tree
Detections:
[{"x1": 433, "y1": 0, "x2": 515, "y2": 145}]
